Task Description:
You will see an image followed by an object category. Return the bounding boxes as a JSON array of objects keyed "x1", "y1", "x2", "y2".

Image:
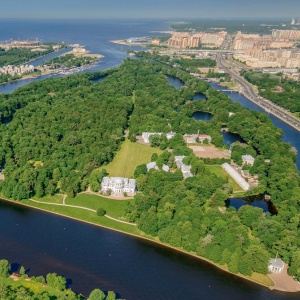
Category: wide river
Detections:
[{"x1": 0, "y1": 19, "x2": 299, "y2": 299}]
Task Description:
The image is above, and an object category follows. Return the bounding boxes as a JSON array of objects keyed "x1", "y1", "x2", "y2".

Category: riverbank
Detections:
[{"x1": 2, "y1": 195, "x2": 293, "y2": 292}]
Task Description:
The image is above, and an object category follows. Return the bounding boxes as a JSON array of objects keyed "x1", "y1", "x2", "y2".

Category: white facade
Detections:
[
  {"x1": 101, "y1": 177, "x2": 136, "y2": 195},
  {"x1": 268, "y1": 258, "x2": 285, "y2": 273},
  {"x1": 222, "y1": 163, "x2": 250, "y2": 191}
]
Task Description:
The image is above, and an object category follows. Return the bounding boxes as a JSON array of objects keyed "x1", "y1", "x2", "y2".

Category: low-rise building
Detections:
[
  {"x1": 142, "y1": 131, "x2": 176, "y2": 144},
  {"x1": 222, "y1": 163, "x2": 250, "y2": 191},
  {"x1": 268, "y1": 258, "x2": 285, "y2": 273},
  {"x1": 175, "y1": 156, "x2": 193, "y2": 179},
  {"x1": 100, "y1": 177, "x2": 136, "y2": 195},
  {"x1": 184, "y1": 133, "x2": 212, "y2": 144},
  {"x1": 146, "y1": 162, "x2": 157, "y2": 171},
  {"x1": 242, "y1": 155, "x2": 255, "y2": 166}
]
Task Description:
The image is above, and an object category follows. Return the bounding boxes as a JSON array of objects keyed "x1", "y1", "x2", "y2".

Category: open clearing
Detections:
[
  {"x1": 102, "y1": 139, "x2": 162, "y2": 177},
  {"x1": 189, "y1": 145, "x2": 229, "y2": 159},
  {"x1": 206, "y1": 165, "x2": 244, "y2": 193}
]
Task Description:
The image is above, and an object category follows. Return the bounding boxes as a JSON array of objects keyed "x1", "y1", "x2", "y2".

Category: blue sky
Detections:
[{"x1": 1, "y1": 0, "x2": 299, "y2": 19}]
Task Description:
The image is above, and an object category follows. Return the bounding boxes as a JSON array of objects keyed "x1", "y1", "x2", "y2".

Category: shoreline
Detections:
[{"x1": 2, "y1": 195, "x2": 295, "y2": 293}]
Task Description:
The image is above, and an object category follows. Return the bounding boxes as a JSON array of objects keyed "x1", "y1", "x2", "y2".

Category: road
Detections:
[{"x1": 216, "y1": 54, "x2": 300, "y2": 132}]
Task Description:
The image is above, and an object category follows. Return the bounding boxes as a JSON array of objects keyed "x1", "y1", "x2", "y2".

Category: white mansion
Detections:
[{"x1": 100, "y1": 177, "x2": 136, "y2": 195}]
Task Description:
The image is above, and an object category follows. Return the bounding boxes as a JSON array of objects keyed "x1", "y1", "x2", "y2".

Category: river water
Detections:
[{"x1": 0, "y1": 19, "x2": 300, "y2": 299}]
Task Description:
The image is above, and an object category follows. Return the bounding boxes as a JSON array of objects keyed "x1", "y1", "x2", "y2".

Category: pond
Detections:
[
  {"x1": 192, "y1": 111, "x2": 213, "y2": 121},
  {"x1": 222, "y1": 131, "x2": 244, "y2": 147},
  {"x1": 167, "y1": 75, "x2": 184, "y2": 89},
  {"x1": 193, "y1": 92, "x2": 207, "y2": 101},
  {"x1": 225, "y1": 195, "x2": 278, "y2": 214}
]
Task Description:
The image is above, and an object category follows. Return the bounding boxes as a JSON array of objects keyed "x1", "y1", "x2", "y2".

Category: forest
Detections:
[
  {"x1": 0, "y1": 58, "x2": 299, "y2": 281},
  {"x1": 241, "y1": 70, "x2": 300, "y2": 114},
  {"x1": 0, "y1": 259, "x2": 121, "y2": 300}
]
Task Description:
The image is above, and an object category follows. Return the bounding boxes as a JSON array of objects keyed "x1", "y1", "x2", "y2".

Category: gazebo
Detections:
[{"x1": 268, "y1": 258, "x2": 285, "y2": 273}]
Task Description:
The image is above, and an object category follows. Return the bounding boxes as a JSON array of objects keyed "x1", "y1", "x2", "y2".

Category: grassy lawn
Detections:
[
  {"x1": 32, "y1": 194, "x2": 64, "y2": 204},
  {"x1": 102, "y1": 139, "x2": 162, "y2": 178},
  {"x1": 206, "y1": 165, "x2": 245, "y2": 193},
  {"x1": 66, "y1": 193, "x2": 133, "y2": 219},
  {"x1": 22, "y1": 199, "x2": 139, "y2": 234}
]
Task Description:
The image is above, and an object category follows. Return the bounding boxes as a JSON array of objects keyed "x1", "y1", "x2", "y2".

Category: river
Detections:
[
  {"x1": 0, "y1": 199, "x2": 298, "y2": 300},
  {"x1": 0, "y1": 19, "x2": 300, "y2": 299}
]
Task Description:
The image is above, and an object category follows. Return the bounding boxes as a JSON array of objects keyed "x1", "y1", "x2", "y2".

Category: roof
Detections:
[
  {"x1": 147, "y1": 162, "x2": 157, "y2": 171},
  {"x1": 269, "y1": 258, "x2": 285, "y2": 268}
]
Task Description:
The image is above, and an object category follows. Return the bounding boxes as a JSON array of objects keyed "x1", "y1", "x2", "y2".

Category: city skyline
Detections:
[{"x1": 1, "y1": 0, "x2": 300, "y2": 19}]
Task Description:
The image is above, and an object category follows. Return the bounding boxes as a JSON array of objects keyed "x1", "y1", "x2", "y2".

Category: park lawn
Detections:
[
  {"x1": 22, "y1": 199, "x2": 139, "y2": 234},
  {"x1": 66, "y1": 193, "x2": 133, "y2": 219},
  {"x1": 101, "y1": 139, "x2": 162, "y2": 178},
  {"x1": 206, "y1": 165, "x2": 245, "y2": 193}
]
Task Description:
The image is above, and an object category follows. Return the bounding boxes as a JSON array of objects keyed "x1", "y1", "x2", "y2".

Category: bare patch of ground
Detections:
[
  {"x1": 189, "y1": 145, "x2": 229, "y2": 159},
  {"x1": 268, "y1": 264, "x2": 300, "y2": 292}
]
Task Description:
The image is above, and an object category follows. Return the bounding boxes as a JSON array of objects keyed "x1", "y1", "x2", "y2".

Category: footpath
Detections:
[{"x1": 28, "y1": 198, "x2": 137, "y2": 226}]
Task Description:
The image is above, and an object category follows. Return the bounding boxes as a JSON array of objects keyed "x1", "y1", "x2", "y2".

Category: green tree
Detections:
[
  {"x1": 97, "y1": 208, "x2": 106, "y2": 216},
  {"x1": 19, "y1": 266, "x2": 26, "y2": 276},
  {"x1": 88, "y1": 289, "x2": 106, "y2": 300},
  {"x1": 46, "y1": 273, "x2": 66, "y2": 291},
  {"x1": 0, "y1": 259, "x2": 10, "y2": 278}
]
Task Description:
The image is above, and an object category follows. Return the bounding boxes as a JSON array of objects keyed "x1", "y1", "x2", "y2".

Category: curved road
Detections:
[{"x1": 216, "y1": 53, "x2": 300, "y2": 132}]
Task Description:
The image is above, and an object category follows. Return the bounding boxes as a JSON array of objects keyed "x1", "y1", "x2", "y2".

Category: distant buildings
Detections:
[
  {"x1": 233, "y1": 30, "x2": 300, "y2": 71},
  {"x1": 100, "y1": 177, "x2": 136, "y2": 196},
  {"x1": 272, "y1": 29, "x2": 300, "y2": 40},
  {"x1": 0, "y1": 64, "x2": 35, "y2": 77},
  {"x1": 233, "y1": 31, "x2": 294, "y2": 51},
  {"x1": 168, "y1": 31, "x2": 227, "y2": 49}
]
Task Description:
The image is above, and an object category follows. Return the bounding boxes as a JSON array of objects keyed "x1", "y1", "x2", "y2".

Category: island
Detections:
[{"x1": 0, "y1": 57, "x2": 299, "y2": 293}]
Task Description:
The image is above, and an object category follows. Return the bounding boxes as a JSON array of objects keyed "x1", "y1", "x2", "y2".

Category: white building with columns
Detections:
[{"x1": 101, "y1": 177, "x2": 136, "y2": 195}]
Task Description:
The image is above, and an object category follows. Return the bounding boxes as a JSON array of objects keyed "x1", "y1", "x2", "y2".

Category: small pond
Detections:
[
  {"x1": 192, "y1": 111, "x2": 213, "y2": 121},
  {"x1": 225, "y1": 195, "x2": 278, "y2": 214},
  {"x1": 222, "y1": 131, "x2": 244, "y2": 146},
  {"x1": 193, "y1": 93, "x2": 207, "y2": 101},
  {"x1": 167, "y1": 75, "x2": 184, "y2": 89}
]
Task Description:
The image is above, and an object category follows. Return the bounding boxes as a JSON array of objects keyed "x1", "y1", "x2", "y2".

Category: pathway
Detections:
[
  {"x1": 268, "y1": 264, "x2": 300, "y2": 292},
  {"x1": 28, "y1": 199, "x2": 136, "y2": 226}
]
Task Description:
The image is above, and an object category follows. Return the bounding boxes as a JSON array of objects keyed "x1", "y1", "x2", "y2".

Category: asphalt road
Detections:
[{"x1": 216, "y1": 54, "x2": 300, "y2": 132}]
